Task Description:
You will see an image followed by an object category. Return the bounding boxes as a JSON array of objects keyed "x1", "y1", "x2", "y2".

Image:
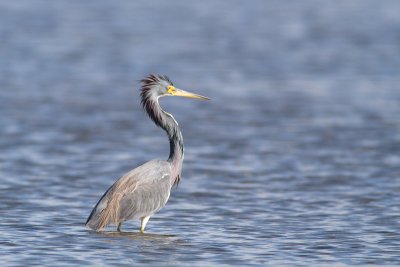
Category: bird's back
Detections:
[{"x1": 86, "y1": 160, "x2": 173, "y2": 231}]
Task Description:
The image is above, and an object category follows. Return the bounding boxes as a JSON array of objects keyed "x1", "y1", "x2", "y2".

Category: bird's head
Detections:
[{"x1": 140, "y1": 74, "x2": 210, "y2": 101}]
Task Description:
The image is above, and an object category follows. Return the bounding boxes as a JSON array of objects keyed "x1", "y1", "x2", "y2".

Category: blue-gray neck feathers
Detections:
[{"x1": 140, "y1": 75, "x2": 183, "y2": 184}]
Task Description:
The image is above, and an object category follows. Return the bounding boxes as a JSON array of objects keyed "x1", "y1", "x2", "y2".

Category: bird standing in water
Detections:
[{"x1": 85, "y1": 74, "x2": 209, "y2": 233}]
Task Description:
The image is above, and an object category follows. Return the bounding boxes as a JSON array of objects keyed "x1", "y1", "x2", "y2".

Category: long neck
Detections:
[
  {"x1": 164, "y1": 110, "x2": 184, "y2": 165},
  {"x1": 144, "y1": 96, "x2": 184, "y2": 176}
]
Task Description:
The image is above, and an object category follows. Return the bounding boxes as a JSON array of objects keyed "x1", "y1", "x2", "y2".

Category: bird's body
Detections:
[{"x1": 85, "y1": 74, "x2": 209, "y2": 233}]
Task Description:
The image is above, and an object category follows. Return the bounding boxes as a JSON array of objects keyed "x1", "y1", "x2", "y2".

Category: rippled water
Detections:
[{"x1": 1, "y1": 1, "x2": 400, "y2": 266}]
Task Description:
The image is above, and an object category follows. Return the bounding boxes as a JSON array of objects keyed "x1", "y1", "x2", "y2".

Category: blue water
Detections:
[{"x1": 0, "y1": 1, "x2": 399, "y2": 266}]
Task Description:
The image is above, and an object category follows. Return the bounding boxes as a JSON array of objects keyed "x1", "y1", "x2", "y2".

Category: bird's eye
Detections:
[{"x1": 167, "y1": 86, "x2": 175, "y2": 94}]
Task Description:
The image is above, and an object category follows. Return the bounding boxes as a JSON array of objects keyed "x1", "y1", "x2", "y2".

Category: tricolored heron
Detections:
[{"x1": 85, "y1": 74, "x2": 209, "y2": 233}]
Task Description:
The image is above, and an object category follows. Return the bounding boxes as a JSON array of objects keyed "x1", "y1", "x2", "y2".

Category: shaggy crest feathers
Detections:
[{"x1": 140, "y1": 75, "x2": 173, "y2": 96}]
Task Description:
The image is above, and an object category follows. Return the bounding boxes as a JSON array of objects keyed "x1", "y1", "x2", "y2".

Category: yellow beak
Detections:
[{"x1": 171, "y1": 88, "x2": 210, "y2": 100}]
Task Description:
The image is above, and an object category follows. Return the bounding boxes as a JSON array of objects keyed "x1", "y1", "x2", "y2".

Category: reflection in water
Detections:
[{"x1": 97, "y1": 231, "x2": 180, "y2": 242}]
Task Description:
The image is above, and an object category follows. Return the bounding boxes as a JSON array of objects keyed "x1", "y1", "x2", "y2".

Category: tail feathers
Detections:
[
  {"x1": 85, "y1": 209, "x2": 106, "y2": 231},
  {"x1": 86, "y1": 191, "x2": 123, "y2": 231},
  {"x1": 85, "y1": 194, "x2": 112, "y2": 231}
]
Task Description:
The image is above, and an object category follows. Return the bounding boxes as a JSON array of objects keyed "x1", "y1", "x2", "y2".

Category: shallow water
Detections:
[{"x1": 1, "y1": 1, "x2": 400, "y2": 266}]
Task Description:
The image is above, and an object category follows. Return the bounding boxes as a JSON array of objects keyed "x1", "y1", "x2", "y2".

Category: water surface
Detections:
[{"x1": 0, "y1": 1, "x2": 399, "y2": 266}]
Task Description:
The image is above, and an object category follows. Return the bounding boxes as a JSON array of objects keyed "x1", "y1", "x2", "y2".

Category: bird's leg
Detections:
[
  {"x1": 117, "y1": 222, "x2": 122, "y2": 232},
  {"x1": 140, "y1": 216, "x2": 150, "y2": 233}
]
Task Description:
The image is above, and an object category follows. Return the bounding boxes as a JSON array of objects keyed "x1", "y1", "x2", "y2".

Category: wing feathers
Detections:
[{"x1": 85, "y1": 160, "x2": 172, "y2": 231}]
